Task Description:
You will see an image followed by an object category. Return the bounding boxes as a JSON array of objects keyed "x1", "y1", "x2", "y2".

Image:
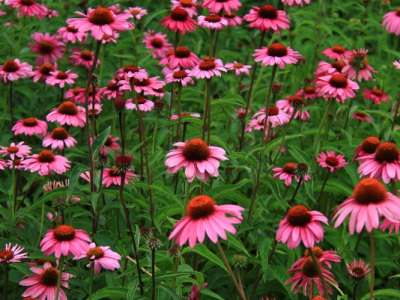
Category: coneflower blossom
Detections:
[
  {"x1": 68, "y1": 49, "x2": 100, "y2": 70},
  {"x1": 272, "y1": 162, "x2": 311, "y2": 186},
  {"x1": 121, "y1": 76, "x2": 165, "y2": 95},
  {"x1": 223, "y1": 13, "x2": 242, "y2": 26},
  {"x1": 276, "y1": 96, "x2": 309, "y2": 121},
  {"x1": 12, "y1": 118, "x2": 47, "y2": 136},
  {"x1": 244, "y1": 4, "x2": 290, "y2": 34},
  {"x1": 165, "y1": 69, "x2": 194, "y2": 87},
  {"x1": 99, "y1": 135, "x2": 120, "y2": 155},
  {"x1": 32, "y1": 62, "x2": 56, "y2": 82},
  {"x1": 225, "y1": 61, "x2": 251, "y2": 76},
  {"x1": 46, "y1": 101, "x2": 86, "y2": 127},
  {"x1": 291, "y1": 247, "x2": 341, "y2": 269},
  {"x1": 363, "y1": 88, "x2": 389, "y2": 104},
  {"x1": 22, "y1": 150, "x2": 70, "y2": 176},
  {"x1": 125, "y1": 7, "x2": 147, "y2": 20},
  {"x1": 315, "y1": 73, "x2": 359, "y2": 103},
  {"x1": 253, "y1": 43, "x2": 299, "y2": 69},
  {"x1": 74, "y1": 243, "x2": 121, "y2": 274},
  {"x1": 142, "y1": 31, "x2": 173, "y2": 59},
  {"x1": 357, "y1": 142, "x2": 400, "y2": 183},
  {"x1": 333, "y1": 178, "x2": 400, "y2": 234},
  {"x1": 276, "y1": 205, "x2": 328, "y2": 249},
  {"x1": 116, "y1": 65, "x2": 148, "y2": 81},
  {"x1": 126, "y1": 96, "x2": 154, "y2": 111},
  {"x1": 65, "y1": 86, "x2": 102, "y2": 104},
  {"x1": 315, "y1": 60, "x2": 346, "y2": 76},
  {"x1": 101, "y1": 79, "x2": 124, "y2": 100},
  {"x1": 234, "y1": 107, "x2": 251, "y2": 119},
  {"x1": 169, "y1": 195, "x2": 244, "y2": 248},
  {"x1": 171, "y1": 0, "x2": 198, "y2": 17},
  {"x1": 159, "y1": 46, "x2": 200, "y2": 69},
  {"x1": 189, "y1": 58, "x2": 227, "y2": 79},
  {"x1": 197, "y1": 14, "x2": 228, "y2": 30},
  {"x1": 353, "y1": 136, "x2": 380, "y2": 162},
  {"x1": 381, "y1": 218, "x2": 400, "y2": 234},
  {"x1": 160, "y1": 7, "x2": 197, "y2": 35},
  {"x1": 203, "y1": 0, "x2": 241, "y2": 15},
  {"x1": 43, "y1": 128, "x2": 77, "y2": 151},
  {"x1": 165, "y1": 138, "x2": 228, "y2": 182},
  {"x1": 352, "y1": 111, "x2": 371, "y2": 122},
  {"x1": 342, "y1": 49, "x2": 377, "y2": 81},
  {"x1": 317, "y1": 150, "x2": 348, "y2": 172},
  {"x1": 282, "y1": 0, "x2": 311, "y2": 7},
  {"x1": 0, "y1": 142, "x2": 31, "y2": 160},
  {"x1": 31, "y1": 32, "x2": 65, "y2": 64},
  {"x1": 250, "y1": 106, "x2": 291, "y2": 128},
  {"x1": 20, "y1": 262, "x2": 74, "y2": 300},
  {"x1": 46, "y1": 70, "x2": 78, "y2": 88},
  {"x1": 170, "y1": 113, "x2": 201, "y2": 121},
  {"x1": 43, "y1": 180, "x2": 80, "y2": 203},
  {"x1": 57, "y1": 25, "x2": 87, "y2": 44},
  {"x1": 382, "y1": 8, "x2": 400, "y2": 35},
  {"x1": 393, "y1": 60, "x2": 400, "y2": 70},
  {"x1": 102, "y1": 168, "x2": 137, "y2": 187},
  {"x1": 346, "y1": 259, "x2": 371, "y2": 281},
  {"x1": 296, "y1": 86, "x2": 318, "y2": 100},
  {"x1": 67, "y1": 6, "x2": 134, "y2": 40},
  {"x1": 40, "y1": 224, "x2": 91, "y2": 257},
  {"x1": 0, "y1": 159, "x2": 7, "y2": 170},
  {"x1": 0, "y1": 243, "x2": 28, "y2": 263},
  {"x1": 189, "y1": 283, "x2": 208, "y2": 300},
  {"x1": 8, "y1": 0, "x2": 47, "y2": 19},
  {"x1": 322, "y1": 45, "x2": 352, "y2": 60},
  {"x1": 0, "y1": 59, "x2": 33, "y2": 83}
]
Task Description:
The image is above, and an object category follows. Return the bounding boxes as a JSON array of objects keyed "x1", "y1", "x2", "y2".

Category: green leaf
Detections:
[
  {"x1": 66, "y1": 165, "x2": 82, "y2": 202},
  {"x1": 225, "y1": 233, "x2": 250, "y2": 257},
  {"x1": 182, "y1": 244, "x2": 228, "y2": 274},
  {"x1": 92, "y1": 126, "x2": 111, "y2": 158},
  {"x1": 360, "y1": 289, "x2": 400, "y2": 300},
  {"x1": 91, "y1": 287, "x2": 128, "y2": 300},
  {"x1": 156, "y1": 284, "x2": 180, "y2": 300},
  {"x1": 201, "y1": 288, "x2": 225, "y2": 300}
]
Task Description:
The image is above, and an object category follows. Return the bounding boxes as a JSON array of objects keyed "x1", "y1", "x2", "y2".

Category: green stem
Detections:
[
  {"x1": 389, "y1": 97, "x2": 400, "y2": 141},
  {"x1": 316, "y1": 171, "x2": 331, "y2": 208},
  {"x1": 176, "y1": 84, "x2": 183, "y2": 141},
  {"x1": 209, "y1": 30, "x2": 215, "y2": 59},
  {"x1": 36, "y1": 202, "x2": 45, "y2": 248},
  {"x1": 152, "y1": 112, "x2": 160, "y2": 154},
  {"x1": 9, "y1": 82, "x2": 14, "y2": 139},
  {"x1": 151, "y1": 247, "x2": 156, "y2": 300},
  {"x1": 88, "y1": 264, "x2": 94, "y2": 300},
  {"x1": 272, "y1": 110, "x2": 297, "y2": 164},
  {"x1": 370, "y1": 230, "x2": 375, "y2": 300},
  {"x1": 182, "y1": 181, "x2": 190, "y2": 217},
  {"x1": 202, "y1": 79, "x2": 212, "y2": 143},
  {"x1": 10, "y1": 166, "x2": 16, "y2": 223},
  {"x1": 55, "y1": 256, "x2": 65, "y2": 300},
  {"x1": 4, "y1": 263, "x2": 9, "y2": 300},
  {"x1": 343, "y1": 97, "x2": 354, "y2": 131},
  {"x1": 312, "y1": 98, "x2": 334, "y2": 162},
  {"x1": 353, "y1": 281, "x2": 359, "y2": 300},
  {"x1": 309, "y1": 248, "x2": 331, "y2": 300}
]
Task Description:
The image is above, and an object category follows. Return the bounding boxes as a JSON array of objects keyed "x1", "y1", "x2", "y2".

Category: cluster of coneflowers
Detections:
[{"x1": 0, "y1": 0, "x2": 400, "y2": 299}]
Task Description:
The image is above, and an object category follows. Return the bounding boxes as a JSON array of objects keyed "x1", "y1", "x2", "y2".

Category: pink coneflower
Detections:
[
  {"x1": 244, "y1": 4, "x2": 290, "y2": 34},
  {"x1": 251, "y1": 106, "x2": 291, "y2": 128},
  {"x1": 46, "y1": 101, "x2": 86, "y2": 127},
  {"x1": 272, "y1": 163, "x2": 311, "y2": 186},
  {"x1": 322, "y1": 45, "x2": 352, "y2": 60},
  {"x1": 382, "y1": 8, "x2": 400, "y2": 35},
  {"x1": 100, "y1": 135, "x2": 120, "y2": 155},
  {"x1": 102, "y1": 167, "x2": 137, "y2": 187},
  {"x1": 357, "y1": 142, "x2": 400, "y2": 183},
  {"x1": 116, "y1": 65, "x2": 148, "y2": 81},
  {"x1": 20, "y1": 262, "x2": 73, "y2": 300},
  {"x1": 189, "y1": 283, "x2": 208, "y2": 300},
  {"x1": 346, "y1": 259, "x2": 371, "y2": 281},
  {"x1": 292, "y1": 247, "x2": 341, "y2": 269},
  {"x1": 253, "y1": 43, "x2": 299, "y2": 69},
  {"x1": 126, "y1": 6, "x2": 147, "y2": 20},
  {"x1": 0, "y1": 159, "x2": 7, "y2": 170},
  {"x1": 296, "y1": 86, "x2": 318, "y2": 100},
  {"x1": 223, "y1": 12, "x2": 242, "y2": 27},
  {"x1": 315, "y1": 60, "x2": 346, "y2": 76},
  {"x1": 352, "y1": 111, "x2": 371, "y2": 122},
  {"x1": 122, "y1": 76, "x2": 165, "y2": 94},
  {"x1": 198, "y1": 14, "x2": 228, "y2": 30},
  {"x1": 88, "y1": 103, "x2": 102, "y2": 118},
  {"x1": 315, "y1": 73, "x2": 359, "y2": 103},
  {"x1": 276, "y1": 96, "x2": 309, "y2": 121},
  {"x1": 12, "y1": 117, "x2": 47, "y2": 136},
  {"x1": 126, "y1": 96, "x2": 154, "y2": 112},
  {"x1": 317, "y1": 150, "x2": 348, "y2": 172},
  {"x1": 74, "y1": 243, "x2": 121, "y2": 274},
  {"x1": 67, "y1": 6, "x2": 134, "y2": 40},
  {"x1": 165, "y1": 138, "x2": 228, "y2": 183},
  {"x1": 40, "y1": 224, "x2": 91, "y2": 257},
  {"x1": 381, "y1": 218, "x2": 400, "y2": 234},
  {"x1": 169, "y1": 195, "x2": 244, "y2": 247},
  {"x1": 8, "y1": 0, "x2": 47, "y2": 19},
  {"x1": 234, "y1": 107, "x2": 251, "y2": 119},
  {"x1": 69, "y1": 49, "x2": 100, "y2": 70},
  {"x1": 147, "y1": 87, "x2": 166, "y2": 98},
  {"x1": 393, "y1": 60, "x2": 400, "y2": 70},
  {"x1": 225, "y1": 61, "x2": 251, "y2": 76},
  {"x1": 0, "y1": 141, "x2": 31, "y2": 160},
  {"x1": 42, "y1": 128, "x2": 77, "y2": 151},
  {"x1": 57, "y1": 25, "x2": 87, "y2": 44},
  {"x1": 165, "y1": 69, "x2": 194, "y2": 87},
  {"x1": 31, "y1": 33, "x2": 65, "y2": 64},
  {"x1": 189, "y1": 58, "x2": 227, "y2": 79},
  {"x1": 342, "y1": 49, "x2": 377, "y2": 82},
  {"x1": 6, "y1": 158, "x2": 24, "y2": 170},
  {"x1": 170, "y1": 112, "x2": 201, "y2": 121},
  {"x1": 101, "y1": 32, "x2": 119, "y2": 43},
  {"x1": 171, "y1": 0, "x2": 198, "y2": 17},
  {"x1": 32, "y1": 62, "x2": 56, "y2": 82},
  {"x1": 203, "y1": 0, "x2": 241, "y2": 15},
  {"x1": 22, "y1": 150, "x2": 70, "y2": 176},
  {"x1": 43, "y1": 179, "x2": 80, "y2": 203},
  {"x1": 143, "y1": 31, "x2": 173, "y2": 59},
  {"x1": 282, "y1": 0, "x2": 311, "y2": 7},
  {"x1": 0, "y1": 59, "x2": 33, "y2": 83},
  {"x1": 353, "y1": 136, "x2": 380, "y2": 163},
  {"x1": 46, "y1": 70, "x2": 78, "y2": 88},
  {"x1": 0, "y1": 243, "x2": 28, "y2": 263},
  {"x1": 362, "y1": 88, "x2": 389, "y2": 104},
  {"x1": 101, "y1": 79, "x2": 124, "y2": 100},
  {"x1": 46, "y1": 9, "x2": 59, "y2": 19},
  {"x1": 160, "y1": 8, "x2": 197, "y2": 35},
  {"x1": 276, "y1": 205, "x2": 328, "y2": 249},
  {"x1": 65, "y1": 86, "x2": 102, "y2": 104},
  {"x1": 286, "y1": 256, "x2": 338, "y2": 299},
  {"x1": 333, "y1": 178, "x2": 400, "y2": 234},
  {"x1": 159, "y1": 46, "x2": 200, "y2": 69}
]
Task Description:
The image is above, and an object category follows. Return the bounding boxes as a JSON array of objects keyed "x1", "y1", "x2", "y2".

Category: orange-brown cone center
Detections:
[
  {"x1": 170, "y1": 8, "x2": 188, "y2": 21},
  {"x1": 137, "y1": 96, "x2": 147, "y2": 104},
  {"x1": 233, "y1": 63, "x2": 244, "y2": 69},
  {"x1": 173, "y1": 70, "x2": 188, "y2": 79},
  {"x1": 199, "y1": 61, "x2": 216, "y2": 70},
  {"x1": 0, "y1": 250, "x2": 14, "y2": 260},
  {"x1": 80, "y1": 50, "x2": 93, "y2": 60},
  {"x1": 89, "y1": 7, "x2": 114, "y2": 25},
  {"x1": 51, "y1": 128, "x2": 69, "y2": 140},
  {"x1": 7, "y1": 146, "x2": 19, "y2": 153},
  {"x1": 371, "y1": 88, "x2": 383, "y2": 97},
  {"x1": 288, "y1": 96, "x2": 305, "y2": 107},
  {"x1": 361, "y1": 137, "x2": 380, "y2": 154},
  {"x1": 21, "y1": 0, "x2": 34, "y2": 5},
  {"x1": 2, "y1": 60, "x2": 19, "y2": 72},
  {"x1": 109, "y1": 167, "x2": 120, "y2": 176},
  {"x1": 58, "y1": 101, "x2": 78, "y2": 115},
  {"x1": 268, "y1": 43, "x2": 288, "y2": 57},
  {"x1": 38, "y1": 41, "x2": 54, "y2": 54},
  {"x1": 353, "y1": 178, "x2": 387, "y2": 204},
  {"x1": 53, "y1": 224, "x2": 75, "y2": 241},
  {"x1": 287, "y1": 205, "x2": 312, "y2": 226},
  {"x1": 40, "y1": 268, "x2": 58, "y2": 286},
  {"x1": 182, "y1": 138, "x2": 210, "y2": 161},
  {"x1": 268, "y1": 106, "x2": 279, "y2": 116},
  {"x1": 325, "y1": 156, "x2": 339, "y2": 166},
  {"x1": 329, "y1": 74, "x2": 348, "y2": 88},
  {"x1": 331, "y1": 45, "x2": 345, "y2": 54},
  {"x1": 331, "y1": 61, "x2": 346, "y2": 72},
  {"x1": 151, "y1": 38, "x2": 164, "y2": 48},
  {"x1": 283, "y1": 162, "x2": 297, "y2": 174},
  {"x1": 133, "y1": 78, "x2": 150, "y2": 87},
  {"x1": 375, "y1": 142, "x2": 399, "y2": 163},
  {"x1": 304, "y1": 246, "x2": 324, "y2": 258},
  {"x1": 66, "y1": 25, "x2": 78, "y2": 33},
  {"x1": 180, "y1": 0, "x2": 193, "y2": 7},
  {"x1": 301, "y1": 257, "x2": 320, "y2": 277},
  {"x1": 259, "y1": 4, "x2": 278, "y2": 19},
  {"x1": 305, "y1": 86, "x2": 316, "y2": 94},
  {"x1": 56, "y1": 71, "x2": 68, "y2": 80},
  {"x1": 174, "y1": 46, "x2": 191, "y2": 58},
  {"x1": 124, "y1": 65, "x2": 139, "y2": 73},
  {"x1": 39, "y1": 62, "x2": 55, "y2": 75},
  {"x1": 38, "y1": 150, "x2": 55, "y2": 163},
  {"x1": 86, "y1": 247, "x2": 104, "y2": 260},
  {"x1": 205, "y1": 14, "x2": 221, "y2": 23},
  {"x1": 186, "y1": 195, "x2": 216, "y2": 219}
]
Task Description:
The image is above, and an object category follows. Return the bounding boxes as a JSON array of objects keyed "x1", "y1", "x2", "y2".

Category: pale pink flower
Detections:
[
  {"x1": 74, "y1": 242, "x2": 121, "y2": 274},
  {"x1": 165, "y1": 138, "x2": 228, "y2": 183},
  {"x1": 353, "y1": 136, "x2": 380, "y2": 163},
  {"x1": 272, "y1": 162, "x2": 311, "y2": 186},
  {"x1": 101, "y1": 32, "x2": 119, "y2": 43},
  {"x1": 107, "y1": 4, "x2": 121, "y2": 14},
  {"x1": 43, "y1": 179, "x2": 80, "y2": 202},
  {"x1": 0, "y1": 141, "x2": 31, "y2": 160},
  {"x1": 169, "y1": 195, "x2": 244, "y2": 247},
  {"x1": 333, "y1": 178, "x2": 400, "y2": 234},
  {"x1": 342, "y1": 49, "x2": 377, "y2": 82},
  {"x1": 315, "y1": 73, "x2": 359, "y2": 103},
  {"x1": 67, "y1": 6, "x2": 134, "y2": 40},
  {"x1": 125, "y1": 6, "x2": 147, "y2": 20},
  {"x1": 32, "y1": 62, "x2": 56, "y2": 82},
  {"x1": 160, "y1": 7, "x2": 197, "y2": 35},
  {"x1": 393, "y1": 60, "x2": 400, "y2": 70},
  {"x1": 121, "y1": 76, "x2": 165, "y2": 94},
  {"x1": 126, "y1": 96, "x2": 154, "y2": 111},
  {"x1": 223, "y1": 12, "x2": 242, "y2": 26},
  {"x1": 9, "y1": 0, "x2": 47, "y2": 19},
  {"x1": 116, "y1": 65, "x2": 148, "y2": 81},
  {"x1": 45, "y1": 9, "x2": 59, "y2": 19},
  {"x1": 159, "y1": 46, "x2": 200, "y2": 69},
  {"x1": 142, "y1": 31, "x2": 173, "y2": 59},
  {"x1": 46, "y1": 101, "x2": 86, "y2": 127},
  {"x1": 69, "y1": 49, "x2": 100, "y2": 70},
  {"x1": 381, "y1": 218, "x2": 400, "y2": 234},
  {"x1": 98, "y1": 135, "x2": 120, "y2": 155},
  {"x1": 253, "y1": 43, "x2": 299, "y2": 69},
  {"x1": 0, "y1": 243, "x2": 28, "y2": 263},
  {"x1": 102, "y1": 168, "x2": 138, "y2": 187},
  {"x1": 189, "y1": 58, "x2": 227, "y2": 79},
  {"x1": 250, "y1": 106, "x2": 291, "y2": 128},
  {"x1": 0, "y1": 159, "x2": 7, "y2": 170},
  {"x1": 88, "y1": 103, "x2": 102, "y2": 117},
  {"x1": 382, "y1": 8, "x2": 400, "y2": 35},
  {"x1": 244, "y1": 4, "x2": 290, "y2": 34},
  {"x1": 322, "y1": 45, "x2": 352, "y2": 60},
  {"x1": 363, "y1": 88, "x2": 389, "y2": 104},
  {"x1": 282, "y1": 0, "x2": 311, "y2": 7},
  {"x1": 46, "y1": 70, "x2": 78, "y2": 88},
  {"x1": 20, "y1": 262, "x2": 73, "y2": 300},
  {"x1": 276, "y1": 205, "x2": 328, "y2": 249},
  {"x1": 101, "y1": 79, "x2": 124, "y2": 100},
  {"x1": 317, "y1": 150, "x2": 348, "y2": 172},
  {"x1": 352, "y1": 111, "x2": 371, "y2": 122},
  {"x1": 276, "y1": 96, "x2": 309, "y2": 121},
  {"x1": 0, "y1": 58, "x2": 33, "y2": 83},
  {"x1": 12, "y1": 117, "x2": 47, "y2": 136},
  {"x1": 57, "y1": 25, "x2": 87, "y2": 43},
  {"x1": 22, "y1": 150, "x2": 70, "y2": 176},
  {"x1": 314, "y1": 60, "x2": 346, "y2": 75},
  {"x1": 357, "y1": 142, "x2": 400, "y2": 184},
  {"x1": 31, "y1": 32, "x2": 65, "y2": 64},
  {"x1": 43, "y1": 127, "x2": 77, "y2": 151},
  {"x1": 147, "y1": 87, "x2": 166, "y2": 98},
  {"x1": 198, "y1": 14, "x2": 228, "y2": 30},
  {"x1": 165, "y1": 69, "x2": 194, "y2": 87},
  {"x1": 6, "y1": 158, "x2": 24, "y2": 170},
  {"x1": 225, "y1": 61, "x2": 251, "y2": 76},
  {"x1": 203, "y1": 0, "x2": 241, "y2": 15},
  {"x1": 171, "y1": 0, "x2": 198, "y2": 17}
]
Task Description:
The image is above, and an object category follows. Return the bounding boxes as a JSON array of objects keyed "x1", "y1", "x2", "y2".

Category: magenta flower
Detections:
[
  {"x1": 353, "y1": 136, "x2": 380, "y2": 163},
  {"x1": 69, "y1": 49, "x2": 100, "y2": 70},
  {"x1": 0, "y1": 159, "x2": 8, "y2": 170},
  {"x1": 250, "y1": 106, "x2": 291, "y2": 128},
  {"x1": 165, "y1": 69, "x2": 194, "y2": 87},
  {"x1": 225, "y1": 61, "x2": 251, "y2": 76},
  {"x1": 317, "y1": 150, "x2": 348, "y2": 172},
  {"x1": 244, "y1": 4, "x2": 290, "y2": 34},
  {"x1": 223, "y1": 13, "x2": 243, "y2": 27},
  {"x1": 22, "y1": 150, "x2": 70, "y2": 176},
  {"x1": 142, "y1": 31, "x2": 173, "y2": 59},
  {"x1": 363, "y1": 88, "x2": 389, "y2": 104},
  {"x1": 0, "y1": 59, "x2": 33, "y2": 83},
  {"x1": 160, "y1": 7, "x2": 197, "y2": 35},
  {"x1": 189, "y1": 58, "x2": 227, "y2": 79},
  {"x1": 121, "y1": 76, "x2": 165, "y2": 94},
  {"x1": 31, "y1": 32, "x2": 65, "y2": 64},
  {"x1": 171, "y1": 0, "x2": 198, "y2": 17},
  {"x1": 20, "y1": 262, "x2": 73, "y2": 300},
  {"x1": 43, "y1": 127, "x2": 77, "y2": 151},
  {"x1": 57, "y1": 25, "x2": 87, "y2": 44},
  {"x1": 315, "y1": 73, "x2": 359, "y2": 103},
  {"x1": 100, "y1": 135, "x2": 120, "y2": 155},
  {"x1": 169, "y1": 195, "x2": 244, "y2": 248},
  {"x1": 357, "y1": 142, "x2": 400, "y2": 184},
  {"x1": 382, "y1": 8, "x2": 400, "y2": 35},
  {"x1": 322, "y1": 45, "x2": 352, "y2": 60},
  {"x1": 253, "y1": 43, "x2": 299, "y2": 69},
  {"x1": 276, "y1": 205, "x2": 328, "y2": 249},
  {"x1": 276, "y1": 96, "x2": 309, "y2": 121},
  {"x1": 282, "y1": 0, "x2": 311, "y2": 7},
  {"x1": 315, "y1": 60, "x2": 346, "y2": 76},
  {"x1": 342, "y1": 49, "x2": 377, "y2": 81},
  {"x1": 102, "y1": 168, "x2": 138, "y2": 187},
  {"x1": 46, "y1": 101, "x2": 86, "y2": 127},
  {"x1": 198, "y1": 14, "x2": 228, "y2": 30},
  {"x1": 0, "y1": 243, "x2": 28, "y2": 263},
  {"x1": 272, "y1": 162, "x2": 310, "y2": 186},
  {"x1": 165, "y1": 138, "x2": 228, "y2": 183},
  {"x1": 8, "y1": 0, "x2": 47, "y2": 19},
  {"x1": 346, "y1": 259, "x2": 371, "y2": 281},
  {"x1": 74, "y1": 243, "x2": 121, "y2": 274},
  {"x1": 65, "y1": 86, "x2": 102, "y2": 104},
  {"x1": 115, "y1": 65, "x2": 148, "y2": 82},
  {"x1": 0, "y1": 141, "x2": 31, "y2": 160},
  {"x1": 46, "y1": 70, "x2": 78, "y2": 88},
  {"x1": 296, "y1": 86, "x2": 317, "y2": 100},
  {"x1": 291, "y1": 246, "x2": 341, "y2": 269},
  {"x1": 40, "y1": 224, "x2": 91, "y2": 257},
  {"x1": 13, "y1": 117, "x2": 47, "y2": 136},
  {"x1": 101, "y1": 79, "x2": 124, "y2": 100},
  {"x1": 126, "y1": 96, "x2": 154, "y2": 112},
  {"x1": 67, "y1": 6, "x2": 134, "y2": 40},
  {"x1": 381, "y1": 218, "x2": 400, "y2": 234},
  {"x1": 125, "y1": 6, "x2": 148, "y2": 20},
  {"x1": 352, "y1": 111, "x2": 371, "y2": 122},
  {"x1": 189, "y1": 283, "x2": 208, "y2": 300},
  {"x1": 32, "y1": 62, "x2": 56, "y2": 83},
  {"x1": 159, "y1": 46, "x2": 200, "y2": 69},
  {"x1": 234, "y1": 107, "x2": 251, "y2": 119},
  {"x1": 333, "y1": 178, "x2": 400, "y2": 234},
  {"x1": 203, "y1": 0, "x2": 241, "y2": 15},
  {"x1": 394, "y1": 60, "x2": 400, "y2": 70}
]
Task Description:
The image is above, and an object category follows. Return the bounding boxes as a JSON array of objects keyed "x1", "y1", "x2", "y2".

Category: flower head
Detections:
[
  {"x1": 316, "y1": 73, "x2": 359, "y2": 103},
  {"x1": 142, "y1": 31, "x2": 173, "y2": 59},
  {"x1": 244, "y1": 5, "x2": 290, "y2": 34},
  {"x1": 0, "y1": 142, "x2": 31, "y2": 160},
  {"x1": 126, "y1": 7, "x2": 147, "y2": 19},
  {"x1": 276, "y1": 96, "x2": 309, "y2": 121},
  {"x1": 282, "y1": 0, "x2": 311, "y2": 7},
  {"x1": 189, "y1": 282, "x2": 208, "y2": 300},
  {"x1": 31, "y1": 33, "x2": 65, "y2": 64},
  {"x1": 171, "y1": 0, "x2": 198, "y2": 17},
  {"x1": 223, "y1": 13, "x2": 242, "y2": 27},
  {"x1": 32, "y1": 62, "x2": 56, "y2": 83},
  {"x1": 352, "y1": 111, "x2": 371, "y2": 122},
  {"x1": 22, "y1": 150, "x2": 70, "y2": 176},
  {"x1": 292, "y1": 247, "x2": 341, "y2": 269},
  {"x1": 253, "y1": 43, "x2": 299, "y2": 69},
  {"x1": 346, "y1": 259, "x2": 371, "y2": 281},
  {"x1": 272, "y1": 162, "x2": 311, "y2": 186},
  {"x1": 317, "y1": 150, "x2": 348, "y2": 172},
  {"x1": 69, "y1": 49, "x2": 100, "y2": 70},
  {"x1": 0, "y1": 59, "x2": 33, "y2": 83},
  {"x1": 74, "y1": 243, "x2": 121, "y2": 274},
  {"x1": 159, "y1": 46, "x2": 200, "y2": 69},
  {"x1": 46, "y1": 101, "x2": 86, "y2": 127},
  {"x1": 9, "y1": 0, "x2": 47, "y2": 19},
  {"x1": 43, "y1": 128, "x2": 77, "y2": 151},
  {"x1": 342, "y1": 49, "x2": 377, "y2": 81},
  {"x1": 382, "y1": 8, "x2": 400, "y2": 35},
  {"x1": 169, "y1": 195, "x2": 244, "y2": 247},
  {"x1": 381, "y1": 218, "x2": 400, "y2": 234},
  {"x1": 225, "y1": 61, "x2": 251, "y2": 76},
  {"x1": 126, "y1": 96, "x2": 154, "y2": 112},
  {"x1": 322, "y1": 45, "x2": 352, "y2": 60},
  {"x1": 198, "y1": 14, "x2": 228, "y2": 30},
  {"x1": 165, "y1": 69, "x2": 194, "y2": 87},
  {"x1": 363, "y1": 88, "x2": 389, "y2": 104},
  {"x1": 189, "y1": 58, "x2": 227, "y2": 79},
  {"x1": 353, "y1": 136, "x2": 381, "y2": 162},
  {"x1": 0, "y1": 243, "x2": 28, "y2": 263},
  {"x1": 102, "y1": 168, "x2": 137, "y2": 187},
  {"x1": 160, "y1": 8, "x2": 197, "y2": 35},
  {"x1": 57, "y1": 25, "x2": 87, "y2": 44},
  {"x1": 203, "y1": 0, "x2": 241, "y2": 15}
]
